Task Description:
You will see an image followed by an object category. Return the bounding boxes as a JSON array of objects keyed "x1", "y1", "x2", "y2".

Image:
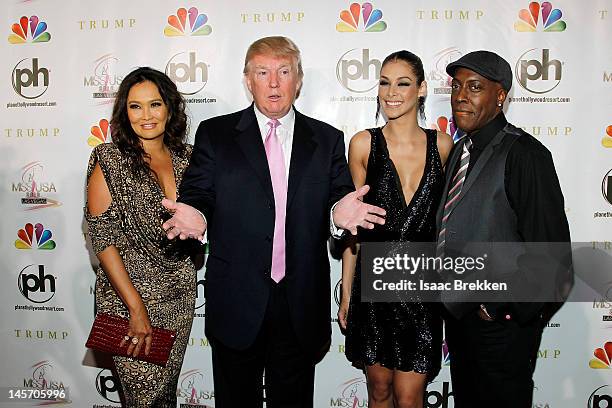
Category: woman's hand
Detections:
[
  {"x1": 338, "y1": 300, "x2": 350, "y2": 330},
  {"x1": 121, "y1": 304, "x2": 153, "y2": 357}
]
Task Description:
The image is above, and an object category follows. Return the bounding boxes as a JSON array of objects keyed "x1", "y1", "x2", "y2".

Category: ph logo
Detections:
[
  {"x1": 165, "y1": 51, "x2": 208, "y2": 95},
  {"x1": 18, "y1": 264, "x2": 56, "y2": 303},
  {"x1": 334, "y1": 278, "x2": 342, "y2": 307},
  {"x1": 602, "y1": 169, "x2": 612, "y2": 206},
  {"x1": 96, "y1": 369, "x2": 123, "y2": 403},
  {"x1": 589, "y1": 385, "x2": 612, "y2": 408},
  {"x1": 196, "y1": 266, "x2": 206, "y2": 310},
  {"x1": 425, "y1": 381, "x2": 454, "y2": 408},
  {"x1": 515, "y1": 48, "x2": 562, "y2": 94},
  {"x1": 12, "y1": 57, "x2": 49, "y2": 99},
  {"x1": 336, "y1": 48, "x2": 381, "y2": 93}
]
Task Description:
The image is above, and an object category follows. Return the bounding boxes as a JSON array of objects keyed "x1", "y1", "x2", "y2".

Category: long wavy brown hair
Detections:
[{"x1": 110, "y1": 67, "x2": 188, "y2": 176}]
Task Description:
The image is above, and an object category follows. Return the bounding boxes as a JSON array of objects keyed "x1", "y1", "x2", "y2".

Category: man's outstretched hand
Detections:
[
  {"x1": 332, "y1": 185, "x2": 386, "y2": 235},
  {"x1": 161, "y1": 199, "x2": 207, "y2": 241}
]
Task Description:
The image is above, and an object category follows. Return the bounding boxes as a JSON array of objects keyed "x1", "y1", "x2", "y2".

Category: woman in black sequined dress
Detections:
[{"x1": 338, "y1": 51, "x2": 453, "y2": 408}]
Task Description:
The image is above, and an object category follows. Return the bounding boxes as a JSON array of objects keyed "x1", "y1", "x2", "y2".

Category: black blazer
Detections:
[{"x1": 179, "y1": 105, "x2": 354, "y2": 356}]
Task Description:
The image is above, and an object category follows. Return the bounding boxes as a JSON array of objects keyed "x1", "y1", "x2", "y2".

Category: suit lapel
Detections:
[
  {"x1": 452, "y1": 128, "x2": 507, "y2": 209},
  {"x1": 287, "y1": 110, "x2": 316, "y2": 209},
  {"x1": 234, "y1": 106, "x2": 274, "y2": 202}
]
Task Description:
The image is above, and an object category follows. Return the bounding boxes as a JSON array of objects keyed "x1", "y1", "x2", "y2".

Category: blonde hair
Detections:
[{"x1": 243, "y1": 36, "x2": 304, "y2": 80}]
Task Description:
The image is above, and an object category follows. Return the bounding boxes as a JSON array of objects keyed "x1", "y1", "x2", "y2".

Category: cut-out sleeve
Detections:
[{"x1": 84, "y1": 146, "x2": 122, "y2": 254}]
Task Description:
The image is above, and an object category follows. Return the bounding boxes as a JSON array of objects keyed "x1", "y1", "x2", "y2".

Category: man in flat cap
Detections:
[{"x1": 436, "y1": 50, "x2": 571, "y2": 407}]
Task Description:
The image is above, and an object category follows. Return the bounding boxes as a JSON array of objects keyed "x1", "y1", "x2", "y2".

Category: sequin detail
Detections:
[
  {"x1": 85, "y1": 143, "x2": 196, "y2": 407},
  {"x1": 345, "y1": 127, "x2": 443, "y2": 380}
]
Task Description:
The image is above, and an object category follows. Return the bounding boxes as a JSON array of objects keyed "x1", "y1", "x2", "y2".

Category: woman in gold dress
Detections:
[{"x1": 85, "y1": 67, "x2": 196, "y2": 407}]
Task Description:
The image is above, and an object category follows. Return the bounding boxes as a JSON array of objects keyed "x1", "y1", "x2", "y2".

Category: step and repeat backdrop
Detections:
[{"x1": 1, "y1": 0, "x2": 611, "y2": 407}]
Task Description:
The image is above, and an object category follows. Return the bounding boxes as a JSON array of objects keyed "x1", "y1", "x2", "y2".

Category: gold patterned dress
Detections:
[{"x1": 85, "y1": 143, "x2": 196, "y2": 408}]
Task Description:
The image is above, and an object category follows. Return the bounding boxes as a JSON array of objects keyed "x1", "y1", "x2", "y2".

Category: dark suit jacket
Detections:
[{"x1": 179, "y1": 105, "x2": 354, "y2": 357}]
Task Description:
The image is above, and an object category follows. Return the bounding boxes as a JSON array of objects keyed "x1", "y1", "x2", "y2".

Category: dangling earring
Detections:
[
  {"x1": 497, "y1": 102, "x2": 502, "y2": 107},
  {"x1": 418, "y1": 96, "x2": 426, "y2": 122}
]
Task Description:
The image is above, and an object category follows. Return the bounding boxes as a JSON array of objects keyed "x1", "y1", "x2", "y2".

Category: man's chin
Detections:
[
  {"x1": 260, "y1": 105, "x2": 290, "y2": 119},
  {"x1": 453, "y1": 119, "x2": 474, "y2": 134}
]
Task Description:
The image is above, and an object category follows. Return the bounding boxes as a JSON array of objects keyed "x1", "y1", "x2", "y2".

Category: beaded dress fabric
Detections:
[
  {"x1": 345, "y1": 127, "x2": 443, "y2": 379},
  {"x1": 85, "y1": 143, "x2": 196, "y2": 407}
]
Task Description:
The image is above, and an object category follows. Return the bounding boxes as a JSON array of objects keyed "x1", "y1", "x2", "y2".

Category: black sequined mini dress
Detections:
[{"x1": 345, "y1": 127, "x2": 443, "y2": 380}]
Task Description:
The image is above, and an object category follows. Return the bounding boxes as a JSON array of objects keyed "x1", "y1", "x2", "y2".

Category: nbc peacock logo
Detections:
[
  {"x1": 514, "y1": 2, "x2": 566, "y2": 32},
  {"x1": 430, "y1": 116, "x2": 465, "y2": 142},
  {"x1": 15, "y1": 223, "x2": 56, "y2": 250},
  {"x1": 602, "y1": 125, "x2": 612, "y2": 148},
  {"x1": 589, "y1": 341, "x2": 612, "y2": 369},
  {"x1": 88, "y1": 119, "x2": 110, "y2": 147},
  {"x1": 442, "y1": 339, "x2": 451, "y2": 366},
  {"x1": 8, "y1": 15, "x2": 51, "y2": 44},
  {"x1": 164, "y1": 7, "x2": 212, "y2": 37},
  {"x1": 336, "y1": 2, "x2": 387, "y2": 32}
]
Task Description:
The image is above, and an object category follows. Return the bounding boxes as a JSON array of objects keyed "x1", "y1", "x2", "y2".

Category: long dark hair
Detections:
[
  {"x1": 111, "y1": 67, "x2": 188, "y2": 176},
  {"x1": 376, "y1": 50, "x2": 426, "y2": 124}
]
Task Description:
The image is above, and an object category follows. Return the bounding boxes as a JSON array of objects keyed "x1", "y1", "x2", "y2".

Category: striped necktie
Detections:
[{"x1": 437, "y1": 136, "x2": 472, "y2": 257}]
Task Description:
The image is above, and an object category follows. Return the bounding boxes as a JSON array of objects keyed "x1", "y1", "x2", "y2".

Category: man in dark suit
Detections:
[
  {"x1": 161, "y1": 36, "x2": 385, "y2": 407},
  {"x1": 436, "y1": 50, "x2": 571, "y2": 408}
]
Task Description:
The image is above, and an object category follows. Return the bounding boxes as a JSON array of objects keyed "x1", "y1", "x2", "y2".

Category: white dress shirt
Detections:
[{"x1": 253, "y1": 104, "x2": 294, "y2": 180}]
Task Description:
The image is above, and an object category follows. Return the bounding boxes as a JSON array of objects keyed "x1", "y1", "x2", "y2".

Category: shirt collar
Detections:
[
  {"x1": 469, "y1": 112, "x2": 508, "y2": 150},
  {"x1": 253, "y1": 104, "x2": 295, "y2": 139}
]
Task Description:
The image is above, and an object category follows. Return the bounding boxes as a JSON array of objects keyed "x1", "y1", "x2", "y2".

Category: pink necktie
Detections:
[{"x1": 264, "y1": 119, "x2": 286, "y2": 283}]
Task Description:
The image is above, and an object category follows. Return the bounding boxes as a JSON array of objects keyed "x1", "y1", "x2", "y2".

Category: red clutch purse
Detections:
[{"x1": 85, "y1": 313, "x2": 176, "y2": 367}]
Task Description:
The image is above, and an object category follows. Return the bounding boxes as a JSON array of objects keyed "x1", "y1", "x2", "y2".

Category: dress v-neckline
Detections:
[
  {"x1": 148, "y1": 150, "x2": 179, "y2": 201},
  {"x1": 379, "y1": 127, "x2": 430, "y2": 210}
]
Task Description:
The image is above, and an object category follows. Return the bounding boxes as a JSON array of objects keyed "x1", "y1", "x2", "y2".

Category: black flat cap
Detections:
[{"x1": 446, "y1": 50, "x2": 512, "y2": 92}]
